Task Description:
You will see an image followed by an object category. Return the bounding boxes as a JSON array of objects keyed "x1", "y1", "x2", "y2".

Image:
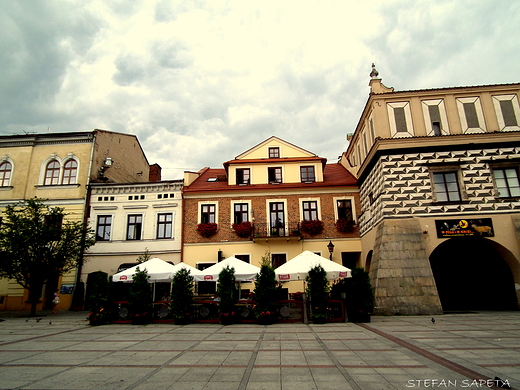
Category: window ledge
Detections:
[
  {"x1": 0, "y1": 186, "x2": 13, "y2": 191},
  {"x1": 35, "y1": 184, "x2": 80, "y2": 189},
  {"x1": 495, "y1": 197, "x2": 520, "y2": 201}
]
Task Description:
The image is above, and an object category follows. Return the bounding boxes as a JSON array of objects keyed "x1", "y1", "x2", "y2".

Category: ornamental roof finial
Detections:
[{"x1": 370, "y1": 63, "x2": 379, "y2": 79}]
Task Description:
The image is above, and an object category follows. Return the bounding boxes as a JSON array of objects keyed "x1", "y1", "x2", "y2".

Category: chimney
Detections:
[{"x1": 149, "y1": 163, "x2": 162, "y2": 182}]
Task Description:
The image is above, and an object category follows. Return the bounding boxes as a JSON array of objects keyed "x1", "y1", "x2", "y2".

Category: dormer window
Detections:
[
  {"x1": 269, "y1": 147, "x2": 280, "y2": 158},
  {"x1": 236, "y1": 168, "x2": 250, "y2": 185},
  {"x1": 300, "y1": 166, "x2": 315, "y2": 183}
]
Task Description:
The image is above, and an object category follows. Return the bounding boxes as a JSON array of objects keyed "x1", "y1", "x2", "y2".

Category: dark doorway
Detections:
[{"x1": 429, "y1": 237, "x2": 517, "y2": 311}]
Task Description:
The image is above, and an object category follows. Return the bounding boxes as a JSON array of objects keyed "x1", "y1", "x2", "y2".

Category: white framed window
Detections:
[
  {"x1": 456, "y1": 97, "x2": 486, "y2": 133},
  {"x1": 333, "y1": 196, "x2": 357, "y2": 223},
  {"x1": 231, "y1": 200, "x2": 251, "y2": 225},
  {"x1": 0, "y1": 157, "x2": 13, "y2": 187},
  {"x1": 198, "y1": 201, "x2": 219, "y2": 224},
  {"x1": 62, "y1": 159, "x2": 78, "y2": 185},
  {"x1": 39, "y1": 154, "x2": 79, "y2": 186},
  {"x1": 492, "y1": 94, "x2": 520, "y2": 131},
  {"x1": 156, "y1": 212, "x2": 173, "y2": 239},
  {"x1": 422, "y1": 99, "x2": 450, "y2": 136},
  {"x1": 299, "y1": 198, "x2": 321, "y2": 221},
  {"x1": 96, "y1": 214, "x2": 113, "y2": 241},
  {"x1": 492, "y1": 167, "x2": 520, "y2": 198},
  {"x1": 387, "y1": 101, "x2": 414, "y2": 138}
]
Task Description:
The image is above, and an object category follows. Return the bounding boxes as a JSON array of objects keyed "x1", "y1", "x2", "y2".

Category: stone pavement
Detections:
[{"x1": 0, "y1": 311, "x2": 518, "y2": 390}]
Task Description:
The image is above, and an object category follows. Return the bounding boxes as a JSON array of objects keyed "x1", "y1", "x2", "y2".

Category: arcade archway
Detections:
[{"x1": 429, "y1": 237, "x2": 517, "y2": 311}]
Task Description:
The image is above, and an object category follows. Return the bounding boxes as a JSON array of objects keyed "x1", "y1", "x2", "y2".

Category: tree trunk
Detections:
[{"x1": 28, "y1": 280, "x2": 44, "y2": 317}]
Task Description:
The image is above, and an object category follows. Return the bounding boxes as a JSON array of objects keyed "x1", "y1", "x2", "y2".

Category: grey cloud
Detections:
[{"x1": 113, "y1": 53, "x2": 147, "y2": 86}]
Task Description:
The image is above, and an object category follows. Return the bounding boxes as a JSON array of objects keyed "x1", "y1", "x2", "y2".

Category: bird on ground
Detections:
[
  {"x1": 431, "y1": 317, "x2": 435, "y2": 323},
  {"x1": 36, "y1": 318, "x2": 42, "y2": 323}
]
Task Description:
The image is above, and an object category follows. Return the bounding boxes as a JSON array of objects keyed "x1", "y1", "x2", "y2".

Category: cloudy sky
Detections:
[{"x1": 1, "y1": 1, "x2": 519, "y2": 179}]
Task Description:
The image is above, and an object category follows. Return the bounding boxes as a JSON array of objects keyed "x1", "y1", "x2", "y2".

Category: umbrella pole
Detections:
[{"x1": 302, "y1": 281, "x2": 309, "y2": 324}]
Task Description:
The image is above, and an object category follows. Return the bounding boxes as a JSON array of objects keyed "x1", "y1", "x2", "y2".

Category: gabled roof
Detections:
[
  {"x1": 234, "y1": 136, "x2": 317, "y2": 160},
  {"x1": 183, "y1": 163, "x2": 357, "y2": 194}
]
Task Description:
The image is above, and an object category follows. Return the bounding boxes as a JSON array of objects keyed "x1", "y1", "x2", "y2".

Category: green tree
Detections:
[
  {"x1": 254, "y1": 264, "x2": 277, "y2": 318},
  {"x1": 306, "y1": 265, "x2": 330, "y2": 321},
  {"x1": 217, "y1": 265, "x2": 238, "y2": 314},
  {"x1": 129, "y1": 267, "x2": 152, "y2": 324},
  {"x1": 170, "y1": 268, "x2": 194, "y2": 322},
  {"x1": 0, "y1": 198, "x2": 95, "y2": 316}
]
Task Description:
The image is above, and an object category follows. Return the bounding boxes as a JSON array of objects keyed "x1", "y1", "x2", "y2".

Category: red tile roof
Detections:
[{"x1": 183, "y1": 163, "x2": 357, "y2": 193}]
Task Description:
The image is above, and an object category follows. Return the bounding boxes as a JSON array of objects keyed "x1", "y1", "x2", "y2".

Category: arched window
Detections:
[
  {"x1": 62, "y1": 159, "x2": 78, "y2": 185},
  {"x1": 44, "y1": 160, "x2": 60, "y2": 185},
  {"x1": 0, "y1": 161, "x2": 12, "y2": 187}
]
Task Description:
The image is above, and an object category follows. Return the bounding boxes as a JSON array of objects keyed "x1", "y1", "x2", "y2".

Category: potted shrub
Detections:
[
  {"x1": 336, "y1": 218, "x2": 356, "y2": 233},
  {"x1": 129, "y1": 267, "x2": 152, "y2": 325},
  {"x1": 346, "y1": 267, "x2": 374, "y2": 323},
  {"x1": 217, "y1": 265, "x2": 238, "y2": 325},
  {"x1": 170, "y1": 268, "x2": 194, "y2": 325},
  {"x1": 254, "y1": 263, "x2": 277, "y2": 325},
  {"x1": 306, "y1": 265, "x2": 330, "y2": 324},
  {"x1": 197, "y1": 223, "x2": 218, "y2": 238},
  {"x1": 300, "y1": 220, "x2": 324, "y2": 236},
  {"x1": 86, "y1": 271, "x2": 109, "y2": 326},
  {"x1": 232, "y1": 221, "x2": 253, "y2": 238}
]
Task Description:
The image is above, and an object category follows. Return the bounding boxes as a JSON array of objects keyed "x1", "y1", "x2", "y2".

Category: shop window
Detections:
[{"x1": 272, "y1": 253, "x2": 286, "y2": 269}]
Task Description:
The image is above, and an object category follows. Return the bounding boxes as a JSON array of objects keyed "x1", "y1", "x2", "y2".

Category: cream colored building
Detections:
[
  {"x1": 83, "y1": 180, "x2": 183, "y2": 283},
  {"x1": 183, "y1": 136, "x2": 361, "y2": 296},
  {"x1": 0, "y1": 130, "x2": 153, "y2": 311},
  {"x1": 342, "y1": 65, "x2": 520, "y2": 314}
]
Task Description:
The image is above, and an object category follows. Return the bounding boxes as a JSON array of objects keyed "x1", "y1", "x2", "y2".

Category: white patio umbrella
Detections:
[
  {"x1": 112, "y1": 257, "x2": 178, "y2": 282},
  {"x1": 274, "y1": 251, "x2": 351, "y2": 281},
  {"x1": 170, "y1": 262, "x2": 203, "y2": 278},
  {"x1": 193, "y1": 256, "x2": 261, "y2": 282}
]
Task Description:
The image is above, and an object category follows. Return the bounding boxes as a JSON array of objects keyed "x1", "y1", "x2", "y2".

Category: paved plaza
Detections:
[{"x1": 0, "y1": 311, "x2": 518, "y2": 390}]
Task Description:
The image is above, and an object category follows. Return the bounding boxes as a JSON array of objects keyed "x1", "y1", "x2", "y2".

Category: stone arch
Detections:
[{"x1": 429, "y1": 237, "x2": 518, "y2": 311}]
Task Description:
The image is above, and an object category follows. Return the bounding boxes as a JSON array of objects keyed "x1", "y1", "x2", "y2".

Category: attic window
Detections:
[
  {"x1": 269, "y1": 147, "x2": 280, "y2": 158},
  {"x1": 207, "y1": 177, "x2": 218, "y2": 182}
]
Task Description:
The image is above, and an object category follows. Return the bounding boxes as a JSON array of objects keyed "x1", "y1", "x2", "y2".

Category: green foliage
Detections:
[
  {"x1": 306, "y1": 265, "x2": 330, "y2": 318},
  {"x1": 170, "y1": 268, "x2": 194, "y2": 319},
  {"x1": 136, "y1": 248, "x2": 151, "y2": 263},
  {"x1": 129, "y1": 267, "x2": 151, "y2": 317},
  {"x1": 86, "y1": 271, "x2": 109, "y2": 312},
  {"x1": 254, "y1": 264, "x2": 277, "y2": 317},
  {"x1": 0, "y1": 198, "x2": 95, "y2": 316},
  {"x1": 332, "y1": 267, "x2": 374, "y2": 322},
  {"x1": 217, "y1": 265, "x2": 238, "y2": 314}
]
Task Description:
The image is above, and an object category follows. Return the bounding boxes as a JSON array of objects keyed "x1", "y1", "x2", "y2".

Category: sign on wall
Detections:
[{"x1": 435, "y1": 219, "x2": 494, "y2": 238}]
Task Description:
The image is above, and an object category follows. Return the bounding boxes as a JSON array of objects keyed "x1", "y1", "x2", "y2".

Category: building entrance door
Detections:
[{"x1": 429, "y1": 237, "x2": 517, "y2": 311}]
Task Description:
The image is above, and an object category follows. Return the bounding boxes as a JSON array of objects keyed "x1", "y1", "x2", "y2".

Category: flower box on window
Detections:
[
  {"x1": 300, "y1": 219, "x2": 324, "y2": 236},
  {"x1": 232, "y1": 221, "x2": 253, "y2": 238},
  {"x1": 335, "y1": 218, "x2": 356, "y2": 233},
  {"x1": 197, "y1": 223, "x2": 218, "y2": 238}
]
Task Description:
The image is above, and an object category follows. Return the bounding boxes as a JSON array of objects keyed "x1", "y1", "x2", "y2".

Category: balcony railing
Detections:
[{"x1": 252, "y1": 221, "x2": 301, "y2": 238}]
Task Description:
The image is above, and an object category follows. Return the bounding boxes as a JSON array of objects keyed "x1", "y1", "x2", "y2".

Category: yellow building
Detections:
[
  {"x1": 183, "y1": 136, "x2": 361, "y2": 297},
  {"x1": 342, "y1": 65, "x2": 520, "y2": 314},
  {"x1": 0, "y1": 130, "x2": 153, "y2": 311}
]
